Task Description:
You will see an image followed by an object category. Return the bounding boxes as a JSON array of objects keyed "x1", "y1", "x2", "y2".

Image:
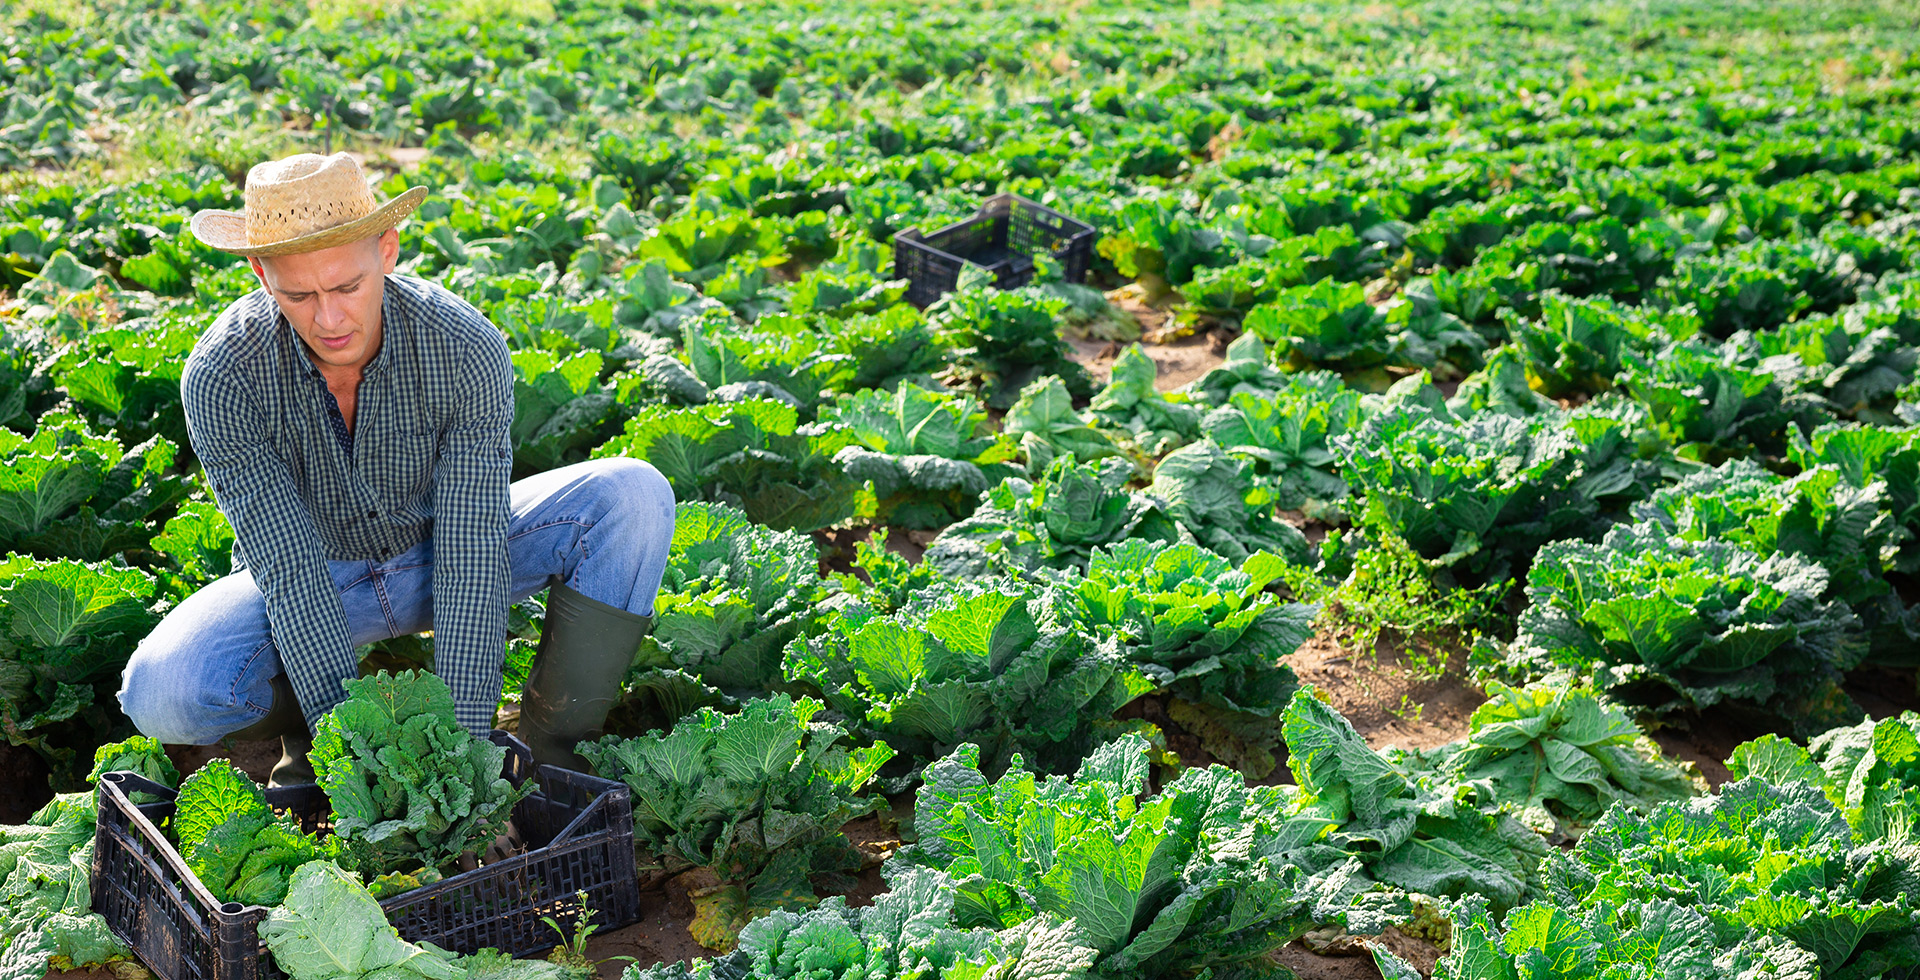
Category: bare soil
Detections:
[
  {"x1": 1289, "y1": 629, "x2": 1488, "y2": 754},
  {"x1": 1845, "y1": 663, "x2": 1920, "y2": 722},
  {"x1": 811, "y1": 524, "x2": 939, "y2": 577},
  {"x1": 165, "y1": 738, "x2": 283, "y2": 786},
  {"x1": 1066, "y1": 331, "x2": 1228, "y2": 391},
  {"x1": 1277, "y1": 925, "x2": 1442, "y2": 980},
  {"x1": 1648, "y1": 722, "x2": 1742, "y2": 790}
]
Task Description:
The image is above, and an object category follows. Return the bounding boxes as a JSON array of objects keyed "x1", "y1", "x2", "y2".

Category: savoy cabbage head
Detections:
[
  {"x1": 507, "y1": 348, "x2": 621, "y2": 480},
  {"x1": 1073, "y1": 539, "x2": 1315, "y2": 778},
  {"x1": 628, "y1": 501, "x2": 838, "y2": 710},
  {"x1": 784, "y1": 583, "x2": 1152, "y2": 781},
  {"x1": 1504, "y1": 523, "x2": 1865, "y2": 735},
  {"x1": 0, "y1": 411, "x2": 192, "y2": 563},
  {"x1": 171, "y1": 759, "x2": 331, "y2": 907},
  {"x1": 1178, "y1": 332, "x2": 1290, "y2": 408},
  {"x1": 1791, "y1": 421, "x2": 1920, "y2": 577},
  {"x1": 0, "y1": 735, "x2": 182, "y2": 977},
  {"x1": 261, "y1": 861, "x2": 576, "y2": 980},
  {"x1": 0, "y1": 552, "x2": 159, "y2": 785},
  {"x1": 592, "y1": 397, "x2": 870, "y2": 533},
  {"x1": 1087, "y1": 345, "x2": 1202, "y2": 457},
  {"x1": 1333, "y1": 396, "x2": 1656, "y2": 581},
  {"x1": 1731, "y1": 711, "x2": 1920, "y2": 846},
  {"x1": 1003, "y1": 375, "x2": 1120, "y2": 476},
  {"x1": 824, "y1": 382, "x2": 1020, "y2": 529},
  {"x1": 621, "y1": 866, "x2": 1098, "y2": 980},
  {"x1": 930, "y1": 286, "x2": 1094, "y2": 411},
  {"x1": 677, "y1": 310, "x2": 856, "y2": 414},
  {"x1": 1514, "y1": 777, "x2": 1920, "y2": 979},
  {"x1": 924, "y1": 456, "x2": 1177, "y2": 578},
  {"x1": 579, "y1": 695, "x2": 893, "y2": 952},
  {"x1": 1502, "y1": 290, "x2": 1674, "y2": 399},
  {"x1": 1197, "y1": 369, "x2": 1363, "y2": 513},
  {"x1": 1280, "y1": 689, "x2": 1551, "y2": 914},
  {"x1": 899, "y1": 733, "x2": 1391, "y2": 980},
  {"x1": 1148, "y1": 441, "x2": 1311, "y2": 567},
  {"x1": 312, "y1": 671, "x2": 531, "y2": 877},
  {"x1": 1619, "y1": 341, "x2": 1794, "y2": 460},
  {"x1": 1633, "y1": 459, "x2": 1919, "y2": 664},
  {"x1": 1409, "y1": 681, "x2": 1702, "y2": 839}
]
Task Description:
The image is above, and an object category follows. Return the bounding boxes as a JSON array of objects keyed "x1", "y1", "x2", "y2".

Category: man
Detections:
[{"x1": 118, "y1": 152, "x2": 675, "y2": 784}]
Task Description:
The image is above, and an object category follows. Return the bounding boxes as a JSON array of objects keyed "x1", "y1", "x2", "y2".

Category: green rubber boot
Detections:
[
  {"x1": 520, "y1": 582, "x2": 650, "y2": 773},
  {"x1": 226, "y1": 674, "x2": 318, "y2": 788}
]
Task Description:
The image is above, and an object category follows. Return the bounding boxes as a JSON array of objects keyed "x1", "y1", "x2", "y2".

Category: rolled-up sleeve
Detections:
[
  {"x1": 181, "y1": 361, "x2": 358, "y2": 731},
  {"x1": 431, "y1": 331, "x2": 514, "y2": 736}
]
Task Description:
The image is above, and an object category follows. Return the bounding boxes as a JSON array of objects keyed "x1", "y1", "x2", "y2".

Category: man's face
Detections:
[{"x1": 249, "y1": 229, "x2": 399, "y2": 377}]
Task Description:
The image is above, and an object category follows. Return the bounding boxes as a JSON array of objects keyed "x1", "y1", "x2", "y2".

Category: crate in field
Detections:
[
  {"x1": 91, "y1": 732, "x2": 638, "y2": 980},
  {"x1": 892, "y1": 193, "x2": 1096, "y2": 307}
]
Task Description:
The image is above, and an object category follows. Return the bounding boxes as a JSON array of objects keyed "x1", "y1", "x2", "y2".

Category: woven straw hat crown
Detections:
[{"x1": 190, "y1": 152, "x2": 427, "y2": 257}]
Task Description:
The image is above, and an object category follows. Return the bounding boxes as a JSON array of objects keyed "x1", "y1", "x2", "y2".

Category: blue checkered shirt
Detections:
[{"x1": 181, "y1": 274, "x2": 513, "y2": 735}]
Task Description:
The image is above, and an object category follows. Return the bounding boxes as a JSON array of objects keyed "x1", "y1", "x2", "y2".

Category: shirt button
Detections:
[{"x1": 367, "y1": 510, "x2": 377, "y2": 518}]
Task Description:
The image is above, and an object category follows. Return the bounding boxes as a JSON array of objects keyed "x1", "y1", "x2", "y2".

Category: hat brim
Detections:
[{"x1": 190, "y1": 186, "x2": 429, "y2": 257}]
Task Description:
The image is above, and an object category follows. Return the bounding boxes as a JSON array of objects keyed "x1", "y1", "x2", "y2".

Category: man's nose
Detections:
[{"x1": 315, "y1": 295, "x2": 349, "y2": 331}]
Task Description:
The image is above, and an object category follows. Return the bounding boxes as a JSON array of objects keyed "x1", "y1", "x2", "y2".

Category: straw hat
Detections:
[{"x1": 190, "y1": 152, "x2": 428, "y2": 257}]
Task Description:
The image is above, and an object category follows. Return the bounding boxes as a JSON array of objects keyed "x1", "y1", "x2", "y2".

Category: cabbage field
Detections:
[{"x1": 4, "y1": 0, "x2": 1920, "y2": 977}]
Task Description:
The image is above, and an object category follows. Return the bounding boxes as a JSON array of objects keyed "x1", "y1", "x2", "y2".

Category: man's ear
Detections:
[
  {"x1": 248, "y1": 256, "x2": 270, "y2": 291},
  {"x1": 377, "y1": 228, "x2": 399, "y2": 275}
]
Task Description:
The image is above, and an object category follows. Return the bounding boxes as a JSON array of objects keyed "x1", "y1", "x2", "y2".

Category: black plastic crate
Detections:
[
  {"x1": 893, "y1": 193, "x2": 1096, "y2": 307},
  {"x1": 92, "y1": 732, "x2": 638, "y2": 980}
]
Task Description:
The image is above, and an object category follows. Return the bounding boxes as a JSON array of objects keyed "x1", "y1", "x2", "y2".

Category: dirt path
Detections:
[{"x1": 1066, "y1": 330, "x2": 1227, "y2": 391}]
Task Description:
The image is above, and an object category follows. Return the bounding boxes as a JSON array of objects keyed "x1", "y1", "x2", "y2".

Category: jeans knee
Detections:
[
  {"x1": 118, "y1": 651, "x2": 198, "y2": 744},
  {"x1": 592, "y1": 458, "x2": 676, "y2": 536},
  {"x1": 118, "y1": 638, "x2": 254, "y2": 745},
  {"x1": 596, "y1": 456, "x2": 671, "y2": 499}
]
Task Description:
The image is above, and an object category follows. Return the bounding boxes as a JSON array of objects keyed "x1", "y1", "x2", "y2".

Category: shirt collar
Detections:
[{"x1": 284, "y1": 273, "x2": 399, "y2": 381}]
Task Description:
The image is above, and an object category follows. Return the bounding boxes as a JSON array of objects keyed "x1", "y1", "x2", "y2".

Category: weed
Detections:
[
  {"x1": 542, "y1": 890, "x2": 634, "y2": 978},
  {"x1": 1391, "y1": 694, "x2": 1425, "y2": 723},
  {"x1": 1323, "y1": 532, "x2": 1507, "y2": 668}
]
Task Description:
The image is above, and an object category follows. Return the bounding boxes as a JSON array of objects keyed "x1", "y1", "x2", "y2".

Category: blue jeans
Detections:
[{"x1": 118, "y1": 458, "x2": 676, "y2": 745}]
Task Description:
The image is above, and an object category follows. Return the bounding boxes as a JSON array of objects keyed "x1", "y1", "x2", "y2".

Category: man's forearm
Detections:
[
  {"x1": 431, "y1": 534, "x2": 511, "y2": 736},
  {"x1": 429, "y1": 330, "x2": 516, "y2": 736},
  {"x1": 430, "y1": 442, "x2": 512, "y2": 736}
]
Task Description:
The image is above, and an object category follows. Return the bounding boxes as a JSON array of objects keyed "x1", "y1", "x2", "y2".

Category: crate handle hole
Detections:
[{"x1": 220, "y1": 902, "x2": 245, "y2": 914}]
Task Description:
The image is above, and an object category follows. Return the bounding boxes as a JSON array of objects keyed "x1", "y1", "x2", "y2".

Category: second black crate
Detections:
[{"x1": 892, "y1": 193, "x2": 1097, "y2": 307}]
